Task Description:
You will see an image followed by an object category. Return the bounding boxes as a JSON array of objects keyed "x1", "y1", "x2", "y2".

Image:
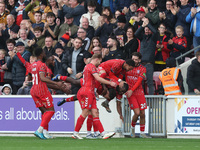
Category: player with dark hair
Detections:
[
  {"x1": 71, "y1": 53, "x2": 117, "y2": 139},
  {"x1": 28, "y1": 48, "x2": 66, "y2": 139},
  {"x1": 99, "y1": 59, "x2": 134, "y2": 119},
  {"x1": 125, "y1": 52, "x2": 151, "y2": 138}
]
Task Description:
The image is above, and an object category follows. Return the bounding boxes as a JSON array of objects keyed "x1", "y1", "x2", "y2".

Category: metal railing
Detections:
[
  {"x1": 176, "y1": 45, "x2": 200, "y2": 66},
  {"x1": 121, "y1": 95, "x2": 167, "y2": 137}
]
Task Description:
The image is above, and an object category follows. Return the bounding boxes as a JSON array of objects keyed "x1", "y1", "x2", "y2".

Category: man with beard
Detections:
[{"x1": 103, "y1": 36, "x2": 124, "y2": 61}]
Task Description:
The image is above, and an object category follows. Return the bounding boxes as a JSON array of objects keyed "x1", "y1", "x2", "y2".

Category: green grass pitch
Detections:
[{"x1": 0, "y1": 137, "x2": 200, "y2": 150}]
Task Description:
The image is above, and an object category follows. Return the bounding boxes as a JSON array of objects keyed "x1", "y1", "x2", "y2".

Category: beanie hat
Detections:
[
  {"x1": 117, "y1": 15, "x2": 126, "y2": 24},
  {"x1": 10, "y1": 25, "x2": 20, "y2": 34},
  {"x1": 54, "y1": 42, "x2": 64, "y2": 50},
  {"x1": 166, "y1": 57, "x2": 176, "y2": 68},
  {"x1": 60, "y1": 33, "x2": 70, "y2": 44}
]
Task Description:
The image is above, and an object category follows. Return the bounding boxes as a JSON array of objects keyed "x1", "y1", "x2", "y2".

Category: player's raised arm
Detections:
[{"x1": 93, "y1": 73, "x2": 117, "y2": 87}]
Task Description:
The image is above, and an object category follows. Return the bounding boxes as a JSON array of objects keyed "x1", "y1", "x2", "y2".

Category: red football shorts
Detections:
[
  {"x1": 127, "y1": 94, "x2": 147, "y2": 110},
  {"x1": 77, "y1": 88, "x2": 97, "y2": 110},
  {"x1": 31, "y1": 92, "x2": 54, "y2": 108}
]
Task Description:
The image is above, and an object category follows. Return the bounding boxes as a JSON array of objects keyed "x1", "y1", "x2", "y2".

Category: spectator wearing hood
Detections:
[
  {"x1": 187, "y1": 51, "x2": 200, "y2": 95},
  {"x1": 159, "y1": 57, "x2": 184, "y2": 96},
  {"x1": 1, "y1": 84, "x2": 12, "y2": 95}
]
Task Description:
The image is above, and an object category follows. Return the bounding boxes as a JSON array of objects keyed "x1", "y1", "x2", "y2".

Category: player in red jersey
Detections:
[
  {"x1": 72, "y1": 53, "x2": 117, "y2": 139},
  {"x1": 28, "y1": 48, "x2": 65, "y2": 139},
  {"x1": 99, "y1": 59, "x2": 135, "y2": 114},
  {"x1": 125, "y1": 52, "x2": 151, "y2": 138}
]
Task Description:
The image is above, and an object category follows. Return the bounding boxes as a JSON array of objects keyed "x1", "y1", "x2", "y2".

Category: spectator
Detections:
[
  {"x1": 11, "y1": 0, "x2": 29, "y2": 26},
  {"x1": 155, "y1": 23, "x2": 171, "y2": 71},
  {"x1": 0, "y1": 49, "x2": 6, "y2": 85},
  {"x1": 134, "y1": 18, "x2": 157, "y2": 95},
  {"x1": 102, "y1": 7, "x2": 116, "y2": 24},
  {"x1": 88, "y1": 37, "x2": 102, "y2": 53},
  {"x1": 7, "y1": 41, "x2": 31, "y2": 94},
  {"x1": 159, "y1": 0, "x2": 177, "y2": 35},
  {"x1": 16, "y1": 29, "x2": 29, "y2": 48},
  {"x1": 29, "y1": 26, "x2": 45, "y2": 49},
  {"x1": 124, "y1": 0, "x2": 139, "y2": 23},
  {"x1": 17, "y1": 78, "x2": 32, "y2": 95},
  {"x1": 167, "y1": 25, "x2": 187, "y2": 64},
  {"x1": 113, "y1": 14, "x2": 127, "y2": 42},
  {"x1": 61, "y1": 37, "x2": 91, "y2": 93},
  {"x1": 49, "y1": 0, "x2": 59, "y2": 17},
  {"x1": 59, "y1": 32, "x2": 70, "y2": 51},
  {"x1": 0, "y1": 2, "x2": 9, "y2": 25},
  {"x1": 57, "y1": 0, "x2": 85, "y2": 26},
  {"x1": 144, "y1": 0, "x2": 160, "y2": 29},
  {"x1": 53, "y1": 42, "x2": 65, "y2": 75},
  {"x1": 103, "y1": 36, "x2": 124, "y2": 61},
  {"x1": 80, "y1": 0, "x2": 100, "y2": 30},
  {"x1": 77, "y1": 27, "x2": 90, "y2": 51},
  {"x1": 175, "y1": 0, "x2": 192, "y2": 50},
  {"x1": 186, "y1": 0, "x2": 200, "y2": 54},
  {"x1": 95, "y1": 14, "x2": 115, "y2": 48},
  {"x1": 9, "y1": 25, "x2": 19, "y2": 40},
  {"x1": 119, "y1": 26, "x2": 139, "y2": 59},
  {"x1": 99, "y1": 0, "x2": 115, "y2": 13},
  {"x1": 1, "y1": 83, "x2": 12, "y2": 95},
  {"x1": 54, "y1": 13, "x2": 78, "y2": 40},
  {"x1": 2, "y1": 39, "x2": 15, "y2": 86},
  {"x1": 187, "y1": 51, "x2": 200, "y2": 95},
  {"x1": 80, "y1": 17, "x2": 95, "y2": 40},
  {"x1": 129, "y1": 7, "x2": 146, "y2": 30},
  {"x1": 112, "y1": 10, "x2": 122, "y2": 25},
  {"x1": 31, "y1": 11, "x2": 44, "y2": 29},
  {"x1": 25, "y1": 0, "x2": 51, "y2": 23},
  {"x1": 43, "y1": 36, "x2": 55, "y2": 58},
  {"x1": 4, "y1": 14, "x2": 20, "y2": 41},
  {"x1": 84, "y1": 0, "x2": 102, "y2": 14},
  {"x1": 43, "y1": 12, "x2": 56, "y2": 39},
  {"x1": 6, "y1": 0, "x2": 16, "y2": 13},
  {"x1": 159, "y1": 57, "x2": 184, "y2": 95}
]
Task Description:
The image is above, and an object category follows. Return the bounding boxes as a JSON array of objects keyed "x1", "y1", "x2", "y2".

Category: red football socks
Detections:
[
  {"x1": 131, "y1": 121, "x2": 136, "y2": 128},
  {"x1": 140, "y1": 124, "x2": 145, "y2": 132},
  {"x1": 93, "y1": 117, "x2": 104, "y2": 133},
  {"x1": 87, "y1": 115, "x2": 93, "y2": 131},
  {"x1": 65, "y1": 96, "x2": 74, "y2": 102},
  {"x1": 74, "y1": 115, "x2": 85, "y2": 132},
  {"x1": 60, "y1": 76, "x2": 67, "y2": 81},
  {"x1": 40, "y1": 111, "x2": 55, "y2": 128},
  {"x1": 42, "y1": 114, "x2": 48, "y2": 130}
]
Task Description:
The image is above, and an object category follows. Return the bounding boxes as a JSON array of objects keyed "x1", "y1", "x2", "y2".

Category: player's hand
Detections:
[
  {"x1": 168, "y1": 39, "x2": 173, "y2": 45},
  {"x1": 120, "y1": 115, "x2": 124, "y2": 123},
  {"x1": 194, "y1": 89, "x2": 200, "y2": 95},
  {"x1": 75, "y1": 72, "x2": 82, "y2": 79},
  {"x1": 110, "y1": 81, "x2": 117, "y2": 87},
  {"x1": 125, "y1": 90, "x2": 133, "y2": 98}
]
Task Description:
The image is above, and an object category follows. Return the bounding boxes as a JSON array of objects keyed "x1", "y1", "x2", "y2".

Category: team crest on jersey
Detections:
[{"x1": 137, "y1": 70, "x2": 140, "y2": 74}]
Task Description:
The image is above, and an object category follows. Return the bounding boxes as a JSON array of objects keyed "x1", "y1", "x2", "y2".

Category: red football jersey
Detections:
[
  {"x1": 98, "y1": 59, "x2": 125, "y2": 80},
  {"x1": 30, "y1": 61, "x2": 50, "y2": 96},
  {"x1": 125, "y1": 64, "x2": 146, "y2": 95},
  {"x1": 81, "y1": 63, "x2": 98, "y2": 92}
]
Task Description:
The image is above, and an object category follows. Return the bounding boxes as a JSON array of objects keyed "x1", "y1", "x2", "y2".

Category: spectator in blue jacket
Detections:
[{"x1": 186, "y1": 0, "x2": 200, "y2": 53}]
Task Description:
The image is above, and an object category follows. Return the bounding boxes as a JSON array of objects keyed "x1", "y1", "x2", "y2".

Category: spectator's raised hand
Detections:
[
  {"x1": 191, "y1": 7, "x2": 197, "y2": 17},
  {"x1": 122, "y1": 7, "x2": 129, "y2": 14},
  {"x1": 16, "y1": 5, "x2": 25, "y2": 12},
  {"x1": 142, "y1": 18, "x2": 149, "y2": 27},
  {"x1": 168, "y1": 39, "x2": 173, "y2": 45}
]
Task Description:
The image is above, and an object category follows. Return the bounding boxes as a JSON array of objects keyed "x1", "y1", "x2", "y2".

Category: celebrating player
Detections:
[
  {"x1": 72, "y1": 53, "x2": 117, "y2": 139},
  {"x1": 125, "y1": 52, "x2": 151, "y2": 138},
  {"x1": 28, "y1": 48, "x2": 65, "y2": 139}
]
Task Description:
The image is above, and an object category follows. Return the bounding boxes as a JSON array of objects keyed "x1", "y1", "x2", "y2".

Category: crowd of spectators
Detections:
[{"x1": 0, "y1": 0, "x2": 199, "y2": 95}]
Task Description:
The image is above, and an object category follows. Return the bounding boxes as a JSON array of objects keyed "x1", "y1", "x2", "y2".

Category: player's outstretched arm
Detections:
[
  {"x1": 93, "y1": 73, "x2": 117, "y2": 87},
  {"x1": 116, "y1": 101, "x2": 124, "y2": 122}
]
